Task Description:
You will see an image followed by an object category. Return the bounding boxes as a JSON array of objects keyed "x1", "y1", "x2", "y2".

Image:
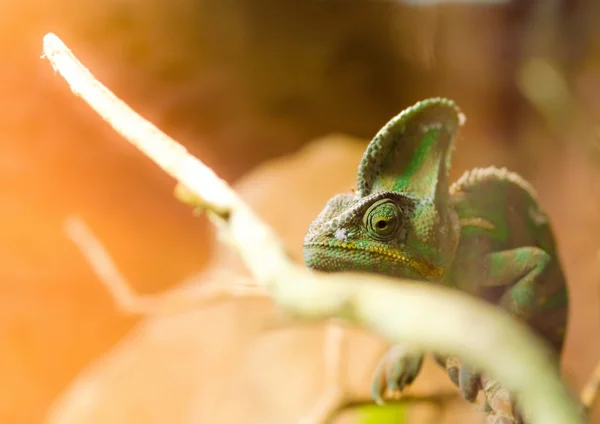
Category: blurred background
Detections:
[{"x1": 1, "y1": 0, "x2": 600, "y2": 423}]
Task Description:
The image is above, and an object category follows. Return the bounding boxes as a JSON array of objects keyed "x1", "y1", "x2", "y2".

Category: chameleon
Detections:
[{"x1": 302, "y1": 98, "x2": 569, "y2": 421}]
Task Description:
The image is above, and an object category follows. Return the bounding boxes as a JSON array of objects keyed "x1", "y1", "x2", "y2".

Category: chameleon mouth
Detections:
[{"x1": 303, "y1": 241, "x2": 444, "y2": 280}]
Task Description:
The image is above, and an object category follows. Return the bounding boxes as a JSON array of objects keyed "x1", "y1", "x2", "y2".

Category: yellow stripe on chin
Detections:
[
  {"x1": 365, "y1": 244, "x2": 444, "y2": 279},
  {"x1": 459, "y1": 217, "x2": 495, "y2": 230},
  {"x1": 307, "y1": 241, "x2": 444, "y2": 280}
]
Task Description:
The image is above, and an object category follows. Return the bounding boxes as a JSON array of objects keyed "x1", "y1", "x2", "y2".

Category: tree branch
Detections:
[
  {"x1": 42, "y1": 33, "x2": 582, "y2": 424},
  {"x1": 64, "y1": 215, "x2": 267, "y2": 316}
]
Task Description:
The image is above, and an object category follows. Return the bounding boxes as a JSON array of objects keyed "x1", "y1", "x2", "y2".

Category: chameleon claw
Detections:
[
  {"x1": 446, "y1": 356, "x2": 461, "y2": 386},
  {"x1": 373, "y1": 394, "x2": 386, "y2": 406},
  {"x1": 371, "y1": 358, "x2": 388, "y2": 405},
  {"x1": 302, "y1": 99, "x2": 568, "y2": 423},
  {"x1": 458, "y1": 362, "x2": 481, "y2": 403},
  {"x1": 486, "y1": 413, "x2": 520, "y2": 424},
  {"x1": 442, "y1": 356, "x2": 482, "y2": 403},
  {"x1": 385, "y1": 360, "x2": 400, "y2": 392},
  {"x1": 370, "y1": 345, "x2": 423, "y2": 404},
  {"x1": 481, "y1": 375, "x2": 524, "y2": 424}
]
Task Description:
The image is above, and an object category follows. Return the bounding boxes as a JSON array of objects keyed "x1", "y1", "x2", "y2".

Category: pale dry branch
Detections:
[
  {"x1": 580, "y1": 360, "x2": 600, "y2": 411},
  {"x1": 43, "y1": 33, "x2": 583, "y2": 424},
  {"x1": 577, "y1": 250, "x2": 600, "y2": 412},
  {"x1": 298, "y1": 322, "x2": 346, "y2": 424},
  {"x1": 64, "y1": 215, "x2": 267, "y2": 316}
]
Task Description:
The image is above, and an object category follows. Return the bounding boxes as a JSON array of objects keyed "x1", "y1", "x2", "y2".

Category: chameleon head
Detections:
[{"x1": 303, "y1": 98, "x2": 464, "y2": 282}]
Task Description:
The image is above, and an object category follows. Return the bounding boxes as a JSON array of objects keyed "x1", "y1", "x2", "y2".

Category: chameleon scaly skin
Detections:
[
  {"x1": 303, "y1": 98, "x2": 569, "y2": 417},
  {"x1": 304, "y1": 98, "x2": 461, "y2": 282}
]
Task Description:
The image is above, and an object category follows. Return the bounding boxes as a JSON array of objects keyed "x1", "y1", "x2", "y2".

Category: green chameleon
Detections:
[{"x1": 302, "y1": 98, "x2": 569, "y2": 419}]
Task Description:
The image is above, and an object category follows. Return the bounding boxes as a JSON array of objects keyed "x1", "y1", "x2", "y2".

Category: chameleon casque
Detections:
[{"x1": 302, "y1": 98, "x2": 569, "y2": 419}]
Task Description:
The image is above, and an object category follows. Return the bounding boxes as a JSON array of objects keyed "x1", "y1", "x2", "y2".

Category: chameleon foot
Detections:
[
  {"x1": 371, "y1": 345, "x2": 423, "y2": 404},
  {"x1": 482, "y1": 375, "x2": 525, "y2": 424},
  {"x1": 450, "y1": 356, "x2": 482, "y2": 402},
  {"x1": 439, "y1": 355, "x2": 482, "y2": 403}
]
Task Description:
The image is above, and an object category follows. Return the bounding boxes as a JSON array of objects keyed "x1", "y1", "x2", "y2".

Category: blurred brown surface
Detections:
[
  {"x1": 45, "y1": 128, "x2": 600, "y2": 424},
  {"x1": 0, "y1": 0, "x2": 599, "y2": 423},
  {"x1": 0, "y1": 2, "x2": 416, "y2": 422},
  {"x1": 44, "y1": 135, "x2": 485, "y2": 424}
]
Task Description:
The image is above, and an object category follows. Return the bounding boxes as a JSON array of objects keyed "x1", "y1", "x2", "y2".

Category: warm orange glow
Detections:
[
  {"x1": 1, "y1": 3, "x2": 600, "y2": 424},
  {"x1": 43, "y1": 33, "x2": 234, "y2": 215}
]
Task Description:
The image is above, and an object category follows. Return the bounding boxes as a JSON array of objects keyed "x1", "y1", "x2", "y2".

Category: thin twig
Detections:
[
  {"x1": 580, "y1": 360, "x2": 600, "y2": 411},
  {"x1": 42, "y1": 33, "x2": 583, "y2": 424},
  {"x1": 577, "y1": 251, "x2": 600, "y2": 412},
  {"x1": 66, "y1": 215, "x2": 348, "y2": 423},
  {"x1": 64, "y1": 215, "x2": 267, "y2": 316},
  {"x1": 298, "y1": 322, "x2": 346, "y2": 424}
]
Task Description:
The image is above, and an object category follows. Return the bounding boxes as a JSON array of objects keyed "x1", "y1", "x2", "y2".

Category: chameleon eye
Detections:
[
  {"x1": 375, "y1": 220, "x2": 387, "y2": 229},
  {"x1": 363, "y1": 199, "x2": 403, "y2": 241}
]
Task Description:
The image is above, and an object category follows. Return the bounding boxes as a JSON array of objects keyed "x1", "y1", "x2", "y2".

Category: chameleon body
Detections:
[{"x1": 302, "y1": 98, "x2": 569, "y2": 419}]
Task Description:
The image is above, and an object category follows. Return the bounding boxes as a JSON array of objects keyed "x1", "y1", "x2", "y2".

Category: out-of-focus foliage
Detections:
[{"x1": 356, "y1": 403, "x2": 407, "y2": 423}]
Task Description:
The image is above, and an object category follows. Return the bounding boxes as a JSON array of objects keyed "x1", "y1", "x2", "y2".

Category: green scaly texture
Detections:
[{"x1": 303, "y1": 98, "x2": 569, "y2": 421}]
